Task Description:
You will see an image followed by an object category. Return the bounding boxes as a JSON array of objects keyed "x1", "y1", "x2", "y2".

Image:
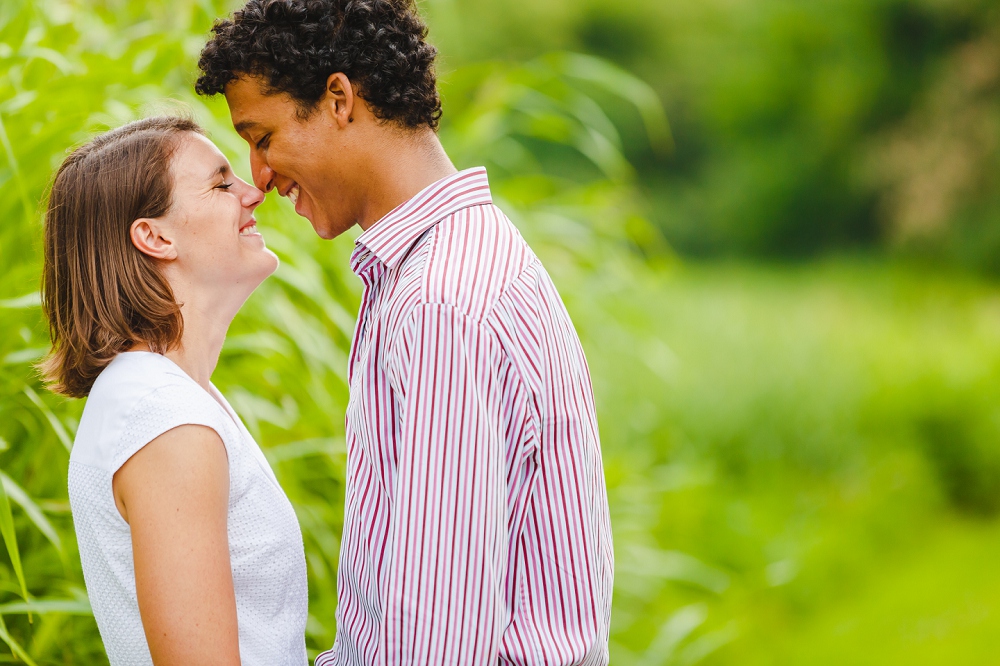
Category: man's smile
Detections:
[{"x1": 280, "y1": 181, "x2": 300, "y2": 205}]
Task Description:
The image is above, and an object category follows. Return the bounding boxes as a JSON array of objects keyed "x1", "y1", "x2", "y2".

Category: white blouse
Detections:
[{"x1": 68, "y1": 352, "x2": 308, "y2": 666}]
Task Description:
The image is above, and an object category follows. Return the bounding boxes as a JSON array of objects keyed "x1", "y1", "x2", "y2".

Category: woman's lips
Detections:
[{"x1": 239, "y1": 218, "x2": 260, "y2": 236}]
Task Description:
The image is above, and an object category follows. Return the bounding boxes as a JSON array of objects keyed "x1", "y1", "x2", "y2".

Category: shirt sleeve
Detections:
[
  {"x1": 381, "y1": 302, "x2": 507, "y2": 664},
  {"x1": 112, "y1": 383, "x2": 234, "y2": 475}
]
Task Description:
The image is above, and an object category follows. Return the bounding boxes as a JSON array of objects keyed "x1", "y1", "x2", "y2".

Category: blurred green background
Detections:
[{"x1": 2, "y1": 0, "x2": 1000, "y2": 663}]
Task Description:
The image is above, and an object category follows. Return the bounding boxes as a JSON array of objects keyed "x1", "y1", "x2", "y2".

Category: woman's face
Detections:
[{"x1": 157, "y1": 132, "x2": 277, "y2": 301}]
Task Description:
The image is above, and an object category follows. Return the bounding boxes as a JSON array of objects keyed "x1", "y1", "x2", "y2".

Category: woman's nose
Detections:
[{"x1": 243, "y1": 181, "x2": 266, "y2": 209}]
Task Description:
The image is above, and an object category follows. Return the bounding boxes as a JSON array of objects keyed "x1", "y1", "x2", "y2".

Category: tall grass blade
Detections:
[
  {"x1": 0, "y1": 468, "x2": 29, "y2": 602},
  {"x1": 0, "y1": 112, "x2": 34, "y2": 225},
  {"x1": 0, "y1": 598, "x2": 92, "y2": 615},
  {"x1": 544, "y1": 51, "x2": 673, "y2": 155},
  {"x1": 23, "y1": 387, "x2": 72, "y2": 453},
  {"x1": 0, "y1": 293, "x2": 40, "y2": 309},
  {"x1": 0, "y1": 472, "x2": 62, "y2": 555},
  {"x1": 636, "y1": 604, "x2": 707, "y2": 666},
  {"x1": 0, "y1": 615, "x2": 38, "y2": 666},
  {"x1": 676, "y1": 623, "x2": 739, "y2": 666}
]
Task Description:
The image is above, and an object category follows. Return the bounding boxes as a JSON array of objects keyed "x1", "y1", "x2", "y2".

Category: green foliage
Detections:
[
  {"x1": 0, "y1": 0, "x2": 701, "y2": 662},
  {"x1": 427, "y1": 0, "x2": 1000, "y2": 264},
  {"x1": 586, "y1": 260, "x2": 1000, "y2": 664},
  {"x1": 917, "y1": 391, "x2": 1000, "y2": 516},
  {"x1": 3, "y1": 0, "x2": 1000, "y2": 664},
  {"x1": 864, "y1": 4, "x2": 1000, "y2": 273}
]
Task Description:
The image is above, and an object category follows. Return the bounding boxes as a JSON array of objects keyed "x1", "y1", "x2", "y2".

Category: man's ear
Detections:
[
  {"x1": 130, "y1": 218, "x2": 177, "y2": 261},
  {"x1": 323, "y1": 72, "x2": 355, "y2": 129}
]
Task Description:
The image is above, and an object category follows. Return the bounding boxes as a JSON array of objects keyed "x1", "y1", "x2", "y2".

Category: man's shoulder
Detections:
[{"x1": 405, "y1": 202, "x2": 537, "y2": 321}]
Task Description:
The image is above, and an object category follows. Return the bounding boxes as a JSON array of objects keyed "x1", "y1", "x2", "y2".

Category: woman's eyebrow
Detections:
[{"x1": 208, "y1": 163, "x2": 230, "y2": 180}]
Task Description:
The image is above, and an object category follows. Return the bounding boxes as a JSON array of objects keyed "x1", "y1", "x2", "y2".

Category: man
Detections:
[{"x1": 196, "y1": 1, "x2": 613, "y2": 663}]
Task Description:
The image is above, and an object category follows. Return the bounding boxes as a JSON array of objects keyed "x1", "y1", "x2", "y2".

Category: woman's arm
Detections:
[{"x1": 113, "y1": 424, "x2": 240, "y2": 666}]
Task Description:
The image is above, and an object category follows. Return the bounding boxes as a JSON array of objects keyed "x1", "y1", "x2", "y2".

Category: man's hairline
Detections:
[
  {"x1": 222, "y1": 73, "x2": 438, "y2": 135},
  {"x1": 222, "y1": 71, "x2": 354, "y2": 127}
]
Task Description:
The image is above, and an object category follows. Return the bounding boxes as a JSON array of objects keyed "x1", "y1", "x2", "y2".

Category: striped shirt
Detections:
[{"x1": 316, "y1": 167, "x2": 613, "y2": 666}]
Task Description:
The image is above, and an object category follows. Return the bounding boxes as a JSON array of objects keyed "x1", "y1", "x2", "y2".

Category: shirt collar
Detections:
[{"x1": 351, "y1": 167, "x2": 492, "y2": 274}]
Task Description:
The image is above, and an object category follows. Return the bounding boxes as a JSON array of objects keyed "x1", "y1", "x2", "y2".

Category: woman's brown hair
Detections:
[{"x1": 40, "y1": 116, "x2": 204, "y2": 398}]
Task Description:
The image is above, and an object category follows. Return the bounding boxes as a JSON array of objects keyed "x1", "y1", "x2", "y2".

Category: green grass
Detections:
[
  {"x1": 0, "y1": 0, "x2": 672, "y2": 661},
  {"x1": 3, "y1": 0, "x2": 1000, "y2": 663},
  {"x1": 589, "y1": 259, "x2": 1000, "y2": 664}
]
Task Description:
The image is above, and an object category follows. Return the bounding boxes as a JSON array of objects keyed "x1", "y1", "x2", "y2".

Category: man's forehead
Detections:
[
  {"x1": 225, "y1": 76, "x2": 297, "y2": 128},
  {"x1": 225, "y1": 76, "x2": 267, "y2": 115},
  {"x1": 224, "y1": 74, "x2": 267, "y2": 98}
]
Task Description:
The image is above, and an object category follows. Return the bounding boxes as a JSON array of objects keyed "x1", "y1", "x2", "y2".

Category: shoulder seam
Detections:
[
  {"x1": 110, "y1": 383, "x2": 230, "y2": 469},
  {"x1": 384, "y1": 301, "x2": 504, "y2": 373},
  {"x1": 415, "y1": 254, "x2": 541, "y2": 325},
  {"x1": 413, "y1": 204, "x2": 536, "y2": 320}
]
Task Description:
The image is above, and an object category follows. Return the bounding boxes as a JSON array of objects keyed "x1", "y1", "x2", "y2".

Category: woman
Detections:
[{"x1": 40, "y1": 116, "x2": 307, "y2": 665}]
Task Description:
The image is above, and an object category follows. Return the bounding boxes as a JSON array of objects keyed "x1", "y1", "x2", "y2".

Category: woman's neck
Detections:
[
  {"x1": 131, "y1": 294, "x2": 236, "y2": 392},
  {"x1": 164, "y1": 304, "x2": 231, "y2": 391}
]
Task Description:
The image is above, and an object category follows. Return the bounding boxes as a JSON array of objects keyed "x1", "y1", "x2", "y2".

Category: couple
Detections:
[{"x1": 42, "y1": 1, "x2": 613, "y2": 664}]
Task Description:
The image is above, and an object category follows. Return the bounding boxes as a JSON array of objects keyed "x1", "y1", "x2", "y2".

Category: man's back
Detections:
[{"x1": 319, "y1": 168, "x2": 613, "y2": 665}]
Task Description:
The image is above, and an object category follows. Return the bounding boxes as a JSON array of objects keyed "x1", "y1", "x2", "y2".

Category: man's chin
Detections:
[{"x1": 308, "y1": 214, "x2": 347, "y2": 240}]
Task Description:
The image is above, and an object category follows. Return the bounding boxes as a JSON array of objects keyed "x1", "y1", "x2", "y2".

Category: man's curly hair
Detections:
[{"x1": 196, "y1": 0, "x2": 442, "y2": 129}]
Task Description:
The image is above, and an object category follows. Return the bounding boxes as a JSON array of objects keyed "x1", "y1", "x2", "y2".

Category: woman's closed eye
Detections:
[{"x1": 216, "y1": 182, "x2": 234, "y2": 191}]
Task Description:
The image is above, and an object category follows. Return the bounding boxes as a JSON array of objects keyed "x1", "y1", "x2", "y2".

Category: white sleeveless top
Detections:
[{"x1": 68, "y1": 352, "x2": 308, "y2": 666}]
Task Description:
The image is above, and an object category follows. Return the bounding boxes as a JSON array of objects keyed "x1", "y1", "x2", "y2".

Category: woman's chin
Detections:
[
  {"x1": 249, "y1": 251, "x2": 280, "y2": 285},
  {"x1": 243, "y1": 239, "x2": 279, "y2": 271},
  {"x1": 263, "y1": 250, "x2": 280, "y2": 277},
  {"x1": 229, "y1": 251, "x2": 280, "y2": 298}
]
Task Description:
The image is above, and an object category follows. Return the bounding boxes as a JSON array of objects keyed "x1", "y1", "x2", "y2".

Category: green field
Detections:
[
  {"x1": 2, "y1": 0, "x2": 1000, "y2": 662},
  {"x1": 6, "y1": 245, "x2": 1000, "y2": 662},
  {"x1": 585, "y1": 260, "x2": 1000, "y2": 664}
]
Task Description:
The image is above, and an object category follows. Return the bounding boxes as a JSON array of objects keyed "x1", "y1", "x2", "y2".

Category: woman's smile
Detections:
[{"x1": 239, "y1": 218, "x2": 260, "y2": 237}]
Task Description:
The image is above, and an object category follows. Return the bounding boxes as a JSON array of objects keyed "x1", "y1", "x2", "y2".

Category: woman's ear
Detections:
[{"x1": 130, "y1": 218, "x2": 177, "y2": 261}]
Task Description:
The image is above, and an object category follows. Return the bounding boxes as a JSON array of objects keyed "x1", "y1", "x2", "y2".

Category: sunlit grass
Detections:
[
  {"x1": 589, "y1": 259, "x2": 1000, "y2": 665},
  {"x1": 3, "y1": 0, "x2": 1000, "y2": 663},
  {"x1": 0, "y1": 0, "x2": 684, "y2": 662}
]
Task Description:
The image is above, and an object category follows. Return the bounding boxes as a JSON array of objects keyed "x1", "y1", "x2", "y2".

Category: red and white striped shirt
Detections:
[{"x1": 316, "y1": 168, "x2": 613, "y2": 666}]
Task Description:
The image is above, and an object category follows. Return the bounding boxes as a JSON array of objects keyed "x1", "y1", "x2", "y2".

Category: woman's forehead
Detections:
[{"x1": 173, "y1": 133, "x2": 229, "y2": 178}]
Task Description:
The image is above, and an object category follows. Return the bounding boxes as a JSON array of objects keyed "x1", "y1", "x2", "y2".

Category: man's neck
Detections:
[{"x1": 357, "y1": 129, "x2": 458, "y2": 232}]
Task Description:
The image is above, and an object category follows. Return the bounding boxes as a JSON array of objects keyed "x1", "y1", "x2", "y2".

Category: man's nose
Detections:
[{"x1": 250, "y1": 151, "x2": 276, "y2": 193}]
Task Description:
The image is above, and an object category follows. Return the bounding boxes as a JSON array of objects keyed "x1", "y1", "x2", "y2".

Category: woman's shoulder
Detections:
[
  {"x1": 84, "y1": 352, "x2": 203, "y2": 418},
  {"x1": 72, "y1": 353, "x2": 227, "y2": 473}
]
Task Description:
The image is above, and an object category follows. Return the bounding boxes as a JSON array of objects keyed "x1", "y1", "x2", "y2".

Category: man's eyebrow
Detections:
[{"x1": 233, "y1": 120, "x2": 259, "y2": 134}]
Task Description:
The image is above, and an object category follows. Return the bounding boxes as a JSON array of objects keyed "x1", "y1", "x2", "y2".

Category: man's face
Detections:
[{"x1": 224, "y1": 75, "x2": 360, "y2": 240}]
